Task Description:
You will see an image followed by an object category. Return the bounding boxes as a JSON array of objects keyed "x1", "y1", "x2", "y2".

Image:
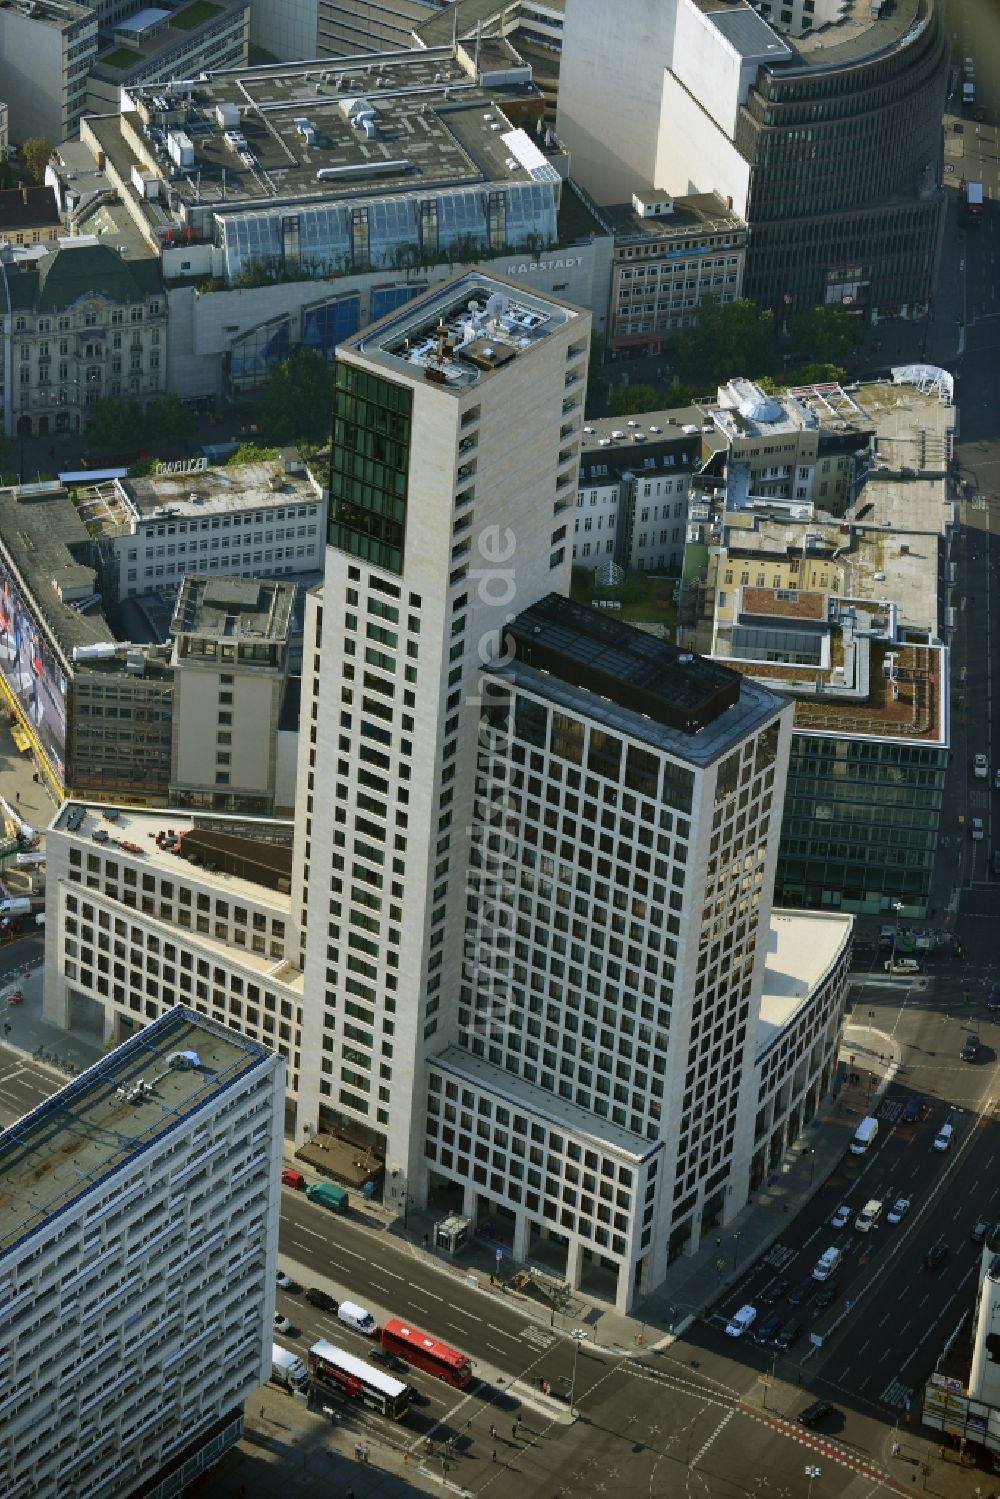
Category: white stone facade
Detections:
[{"x1": 0, "y1": 1006, "x2": 284, "y2": 1499}]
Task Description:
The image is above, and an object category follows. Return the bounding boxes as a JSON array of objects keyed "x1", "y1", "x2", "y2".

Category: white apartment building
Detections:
[
  {"x1": 292, "y1": 271, "x2": 589, "y2": 1198},
  {"x1": 575, "y1": 411, "x2": 702, "y2": 573},
  {"x1": 426, "y1": 592, "x2": 793, "y2": 1308},
  {"x1": 0, "y1": 1005, "x2": 284, "y2": 1499}
]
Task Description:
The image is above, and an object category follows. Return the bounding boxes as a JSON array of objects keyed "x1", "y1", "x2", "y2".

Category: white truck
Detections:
[
  {"x1": 271, "y1": 1342, "x2": 308, "y2": 1392},
  {"x1": 849, "y1": 1115, "x2": 879, "y2": 1155}
]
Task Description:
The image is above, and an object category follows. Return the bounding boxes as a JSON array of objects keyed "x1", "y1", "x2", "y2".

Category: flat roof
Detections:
[
  {"x1": 0, "y1": 482, "x2": 114, "y2": 664},
  {"x1": 776, "y1": 0, "x2": 929, "y2": 68},
  {"x1": 74, "y1": 458, "x2": 320, "y2": 535},
  {"x1": 603, "y1": 191, "x2": 746, "y2": 248},
  {"x1": 109, "y1": 48, "x2": 550, "y2": 219},
  {"x1": 507, "y1": 592, "x2": 744, "y2": 733},
  {"x1": 699, "y1": 0, "x2": 792, "y2": 60},
  {"x1": 757, "y1": 909, "x2": 853, "y2": 1054},
  {"x1": 0, "y1": 1007, "x2": 272, "y2": 1259},
  {"x1": 92, "y1": 0, "x2": 243, "y2": 79},
  {"x1": 579, "y1": 409, "x2": 705, "y2": 482},
  {"x1": 345, "y1": 270, "x2": 579, "y2": 391},
  {"x1": 431, "y1": 1045, "x2": 658, "y2": 1161},
  {"x1": 0, "y1": 0, "x2": 93, "y2": 31},
  {"x1": 51, "y1": 801, "x2": 295, "y2": 910},
  {"x1": 171, "y1": 574, "x2": 296, "y2": 641}
]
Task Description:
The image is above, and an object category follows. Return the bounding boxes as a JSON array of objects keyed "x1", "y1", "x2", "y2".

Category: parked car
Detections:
[
  {"x1": 813, "y1": 1282, "x2": 840, "y2": 1312},
  {"x1": 274, "y1": 1312, "x2": 296, "y2": 1335},
  {"x1": 974, "y1": 752, "x2": 988, "y2": 778},
  {"x1": 798, "y1": 1400, "x2": 834, "y2": 1428},
  {"x1": 887, "y1": 1197, "x2": 911, "y2": 1224},
  {"x1": 275, "y1": 1269, "x2": 297, "y2": 1291},
  {"x1": 788, "y1": 1277, "x2": 817, "y2": 1308},
  {"x1": 971, "y1": 1218, "x2": 990, "y2": 1244},
  {"x1": 282, "y1": 1168, "x2": 306, "y2": 1189},
  {"x1": 774, "y1": 1317, "x2": 803, "y2": 1350},
  {"x1": 925, "y1": 1242, "x2": 949, "y2": 1272},
  {"x1": 760, "y1": 1277, "x2": 789, "y2": 1304},
  {"x1": 753, "y1": 1312, "x2": 783, "y2": 1346},
  {"x1": 305, "y1": 1288, "x2": 338, "y2": 1312},
  {"x1": 725, "y1": 1304, "x2": 757, "y2": 1338},
  {"x1": 971, "y1": 817, "x2": 985, "y2": 841},
  {"x1": 986, "y1": 983, "x2": 1000, "y2": 1011},
  {"x1": 961, "y1": 1034, "x2": 980, "y2": 1062},
  {"x1": 902, "y1": 1095, "x2": 922, "y2": 1123},
  {"x1": 830, "y1": 1204, "x2": 851, "y2": 1229},
  {"x1": 370, "y1": 1348, "x2": 408, "y2": 1372},
  {"x1": 995, "y1": 767, "x2": 1000, "y2": 789},
  {"x1": 993, "y1": 850, "x2": 1000, "y2": 877}
]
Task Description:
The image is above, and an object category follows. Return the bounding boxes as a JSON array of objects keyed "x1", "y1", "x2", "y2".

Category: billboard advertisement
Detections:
[{"x1": 0, "y1": 563, "x2": 67, "y2": 786}]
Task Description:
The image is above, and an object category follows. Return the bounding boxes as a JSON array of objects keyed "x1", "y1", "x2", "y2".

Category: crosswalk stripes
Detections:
[
  {"x1": 879, "y1": 1099, "x2": 904, "y2": 1122},
  {"x1": 762, "y1": 1244, "x2": 796, "y2": 1271}
]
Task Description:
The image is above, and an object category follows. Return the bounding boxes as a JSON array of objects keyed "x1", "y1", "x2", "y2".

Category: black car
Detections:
[
  {"x1": 972, "y1": 1218, "x2": 990, "y2": 1244},
  {"x1": 902, "y1": 1095, "x2": 921, "y2": 1123},
  {"x1": 987, "y1": 984, "x2": 1000, "y2": 1011},
  {"x1": 788, "y1": 1277, "x2": 817, "y2": 1308},
  {"x1": 305, "y1": 1288, "x2": 337, "y2": 1312},
  {"x1": 774, "y1": 1317, "x2": 803, "y2": 1350},
  {"x1": 798, "y1": 1400, "x2": 834, "y2": 1428},
  {"x1": 753, "y1": 1312, "x2": 783, "y2": 1346},
  {"x1": 370, "y1": 1348, "x2": 408, "y2": 1373},
  {"x1": 925, "y1": 1242, "x2": 949, "y2": 1271},
  {"x1": 961, "y1": 1035, "x2": 980, "y2": 1063},
  {"x1": 760, "y1": 1277, "x2": 789, "y2": 1305},
  {"x1": 813, "y1": 1282, "x2": 840, "y2": 1312}
]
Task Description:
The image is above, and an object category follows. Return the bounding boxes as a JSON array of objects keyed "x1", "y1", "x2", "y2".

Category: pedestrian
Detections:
[
  {"x1": 512, "y1": 1420, "x2": 519, "y2": 1439},
  {"x1": 489, "y1": 1423, "x2": 496, "y2": 1439},
  {"x1": 891, "y1": 1441, "x2": 900, "y2": 1457},
  {"x1": 939, "y1": 1446, "x2": 946, "y2": 1460},
  {"x1": 492, "y1": 1449, "x2": 498, "y2": 1463}
]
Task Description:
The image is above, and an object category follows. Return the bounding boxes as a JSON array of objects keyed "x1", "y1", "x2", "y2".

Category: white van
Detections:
[
  {"x1": 337, "y1": 1300, "x2": 377, "y2": 1336},
  {"x1": 812, "y1": 1246, "x2": 842, "y2": 1281},
  {"x1": 855, "y1": 1198, "x2": 882, "y2": 1232},
  {"x1": 933, "y1": 1121, "x2": 954, "y2": 1152},
  {"x1": 849, "y1": 1116, "x2": 879, "y2": 1155}
]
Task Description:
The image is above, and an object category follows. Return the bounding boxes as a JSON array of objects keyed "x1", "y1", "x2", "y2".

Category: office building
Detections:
[
  {"x1": 86, "y1": 1, "x2": 250, "y2": 116},
  {"x1": 428, "y1": 592, "x2": 796, "y2": 1305},
  {"x1": 920, "y1": 1222, "x2": 1000, "y2": 1464},
  {"x1": 250, "y1": 0, "x2": 566, "y2": 71},
  {"x1": 292, "y1": 269, "x2": 589, "y2": 1203},
  {"x1": 0, "y1": 452, "x2": 322, "y2": 800},
  {"x1": 0, "y1": 1005, "x2": 284, "y2": 1499},
  {"x1": 602, "y1": 191, "x2": 747, "y2": 355},
  {"x1": 4, "y1": 239, "x2": 165, "y2": 438},
  {"x1": 574, "y1": 410, "x2": 702, "y2": 574},
  {"x1": 0, "y1": 0, "x2": 97, "y2": 145},
  {"x1": 688, "y1": 371, "x2": 956, "y2": 917},
  {"x1": 64, "y1": 49, "x2": 611, "y2": 400},
  {"x1": 557, "y1": 0, "x2": 948, "y2": 316},
  {"x1": 169, "y1": 573, "x2": 299, "y2": 814}
]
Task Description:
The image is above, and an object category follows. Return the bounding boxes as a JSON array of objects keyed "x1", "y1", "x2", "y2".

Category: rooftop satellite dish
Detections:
[{"x1": 485, "y1": 292, "x2": 509, "y2": 321}]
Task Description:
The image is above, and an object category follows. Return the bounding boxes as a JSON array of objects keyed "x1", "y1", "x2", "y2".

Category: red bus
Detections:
[{"x1": 380, "y1": 1317, "x2": 473, "y2": 1388}]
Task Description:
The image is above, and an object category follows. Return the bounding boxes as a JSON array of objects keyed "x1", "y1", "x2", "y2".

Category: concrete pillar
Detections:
[
  {"x1": 102, "y1": 1006, "x2": 119, "y2": 1045},
  {"x1": 616, "y1": 1258, "x2": 633, "y2": 1315},
  {"x1": 565, "y1": 1237, "x2": 583, "y2": 1291},
  {"x1": 461, "y1": 1179, "x2": 476, "y2": 1219},
  {"x1": 512, "y1": 1212, "x2": 529, "y2": 1264},
  {"x1": 43, "y1": 976, "x2": 72, "y2": 1030}
]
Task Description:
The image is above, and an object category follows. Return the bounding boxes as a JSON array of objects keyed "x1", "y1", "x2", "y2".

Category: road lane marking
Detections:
[
  {"x1": 297, "y1": 1226, "x2": 324, "y2": 1239},
  {"x1": 380, "y1": 1269, "x2": 404, "y2": 1281},
  {"x1": 419, "y1": 1290, "x2": 443, "y2": 1301},
  {"x1": 487, "y1": 1325, "x2": 518, "y2": 1340},
  {"x1": 487, "y1": 1342, "x2": 507, "y2": 1354}
]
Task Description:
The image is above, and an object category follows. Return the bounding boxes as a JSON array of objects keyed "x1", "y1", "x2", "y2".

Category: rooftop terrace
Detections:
[
  {"x1": 348, "y1": 271, "x2": 579, "y2": 389},
  {"x1": 757, "y1": 909, "x2": 853, "y2": 1054},
  {"x1": 0, "y1": 1007, "x2": 270, "y2": 1259},
  {"x1": 171, "y1": 574, "x2": 296, "y2": 642},
  {"x1": 70, "y1": 458, "x2": 320, "y2": 538}
]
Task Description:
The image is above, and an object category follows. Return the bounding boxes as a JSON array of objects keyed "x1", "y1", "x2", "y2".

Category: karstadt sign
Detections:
[{"x1": 503, "y1": 255, "x2": 584, "y2": 277}]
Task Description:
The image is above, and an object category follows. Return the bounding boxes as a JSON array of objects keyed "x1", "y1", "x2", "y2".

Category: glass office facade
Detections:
[
  {"x1": 328, "y1": 364, "x2": 412, "y2": 574},
  {"x1": 774, "y1": 731, "x2": 947, "y2": 916}
]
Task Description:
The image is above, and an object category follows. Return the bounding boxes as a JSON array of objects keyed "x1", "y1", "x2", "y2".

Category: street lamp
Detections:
[
  {"x1": 803, "y1": 1146, "x2": 816, "y2": 1186},
  {"x1": 569, "y1": 1328, "x2": 587, "y2": 1418},
  {"x1": 890, "y1": 899, "x2": 903, "y2": 969},
  {"x1": 732, "y1": 1230, "x2": 742, "y2": 1271},
  {"x1": 805, "y1": 1465, "x2": 821, "y2": 1499}
]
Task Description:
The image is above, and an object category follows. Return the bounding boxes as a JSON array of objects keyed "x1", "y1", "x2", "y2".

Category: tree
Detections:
[
  {"x1": 257, "y1": 347, "x2": 334, "y2": 445},
  {"x1": 675, "y1": 298, "x2": 778, "y2": 387},
  {"x1": 145, "y1": 393, "x2": 194, "y2": 448},
  {"x1": 86, "y1": 397, "x2": 145, "y2": 453},
  {"x1": 786, "y1": 306, "x2": 863, "y2": 367},
  {"x1": 21, "y1": 136, "x2": 53, "y2": 187}
]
